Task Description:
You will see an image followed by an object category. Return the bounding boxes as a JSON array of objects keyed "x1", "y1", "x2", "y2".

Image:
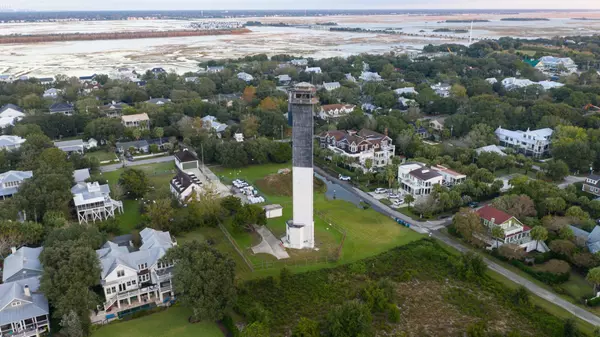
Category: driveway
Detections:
[
  {"x1": 558, "y1": 176, "x2": 587, "y2": 189},
  {"x1": 100, "y1": 156, "x2": 175, "y2": 172}
]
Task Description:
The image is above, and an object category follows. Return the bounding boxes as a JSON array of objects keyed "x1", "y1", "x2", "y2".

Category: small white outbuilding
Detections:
[{"x1": 263, "y1": 204, "x2": 283, "y2": 219}]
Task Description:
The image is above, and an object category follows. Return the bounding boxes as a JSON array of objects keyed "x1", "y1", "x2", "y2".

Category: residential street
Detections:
[
  {"x1": 99, "y1": 156, "x2": 175, "y2": 172},
  {"x1": 314, "y1": 165, "x2": 600, "y2": 327}
]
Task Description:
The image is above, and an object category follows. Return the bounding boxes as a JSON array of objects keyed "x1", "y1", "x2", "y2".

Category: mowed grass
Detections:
[
  {"x1": 90, "y1": 306, "x2": 223, "y2": 337},
  {"x1": 213, "y1": 163, "x2": 423, "y2": 269},
  {"x1": 100, "y1": 162, "x2": 176, "y2": 234},
  {"x1": 85, "y1": 151, "x2": 119, "y2": 163}
]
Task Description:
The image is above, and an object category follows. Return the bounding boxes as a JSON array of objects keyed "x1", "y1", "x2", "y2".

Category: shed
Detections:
[{"x1": 263, "y1": 204, "x2": 283, "y2": 219}]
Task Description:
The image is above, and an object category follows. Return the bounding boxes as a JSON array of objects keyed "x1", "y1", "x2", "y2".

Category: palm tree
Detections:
[
  {"x1": 385, "y1": 165, "x2": 396, "y2": 190},
  {"x1": 404, "y1": 194, "x2": 415, "y2": 207},
  {"x1": 530, "y1": 226, "x2": 548, "y2": 251},
  {"x1": 491, "y1": 226, "x2": 505, "y2": 249},
  {"x1": 586, "y1": 267, "x2": 600, "y2": 296}
]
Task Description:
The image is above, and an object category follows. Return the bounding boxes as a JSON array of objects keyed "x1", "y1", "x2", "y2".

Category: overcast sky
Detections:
[{"x1": 12, "y1": 0, "x2": 600, "y2": 11}]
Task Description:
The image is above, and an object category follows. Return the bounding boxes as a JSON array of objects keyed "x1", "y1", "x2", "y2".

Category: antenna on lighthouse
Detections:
[{"x1": 468, "y1": 21, "x2": 474, "y2": 45}]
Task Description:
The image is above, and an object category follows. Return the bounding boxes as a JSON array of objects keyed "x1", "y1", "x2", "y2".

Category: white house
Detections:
[
  {"x1": 345, "y1": 73, "x2": 356, "y2": 82},
  {"x1": 476, "y1": 205, "x2": 533, "y2": 246},
  {"x1": 263, "y1": 204, "x2": 283, "y2": 219},
  {"x1": 322, "y1": 82, "x2": 341, "y2": 91},
  {"x1": 359, "y1": 71, "x2": 382, "y2": 82},
  {"x1": 42, "y1": 88, "x2": 61, "y2": 99},
  {"x1": 398, "y1": 97, "x2": 418, "y2": 108},
  {"x1": 430, "y1": 83, "x2": 451, "y2": 97},
  {"x1": 537, "y1": 80, "x2": 565, "y2": 90},
  {"x1": 2, "y1": 247, "x2": 43, "y2": 283},
  {"x1": 486, "y1": 78, "x2": 498, "y2": 84},
  {"x1": 237, "y1": 72, "x2": 254, "y2": 82},
  {"x1": 398, "y1": 163, "x2": 444, "y2": 198},
  {"x1": 234, "y1": 133, "x2": 244, "y2": 142},
  {"x1": 305, "y1": 67, "x2": 322, "y2": 74},
  {"x1": 319, "y1": 104, "x2": 355, "y2": 120},
  {"x1": 72, "y1": 182, "x2": 124, "y2": 224},
  {"x1": 394, "y1": 87, "x2": 418, "y2": 96},
  {"x1": 536, "y1": 56, "x2": 577, "y2": 74},
  {"x1": 277, "y1": 74, "x2": 292, "y2": 85},
  {"x1": 207, "y1": 66, "x2": 225, "y2": 73},
  {"x1": 501, "y1": 77, "x2": 536, "y2": 90},
  {"x1": 121, "y1": 113, "x2": 150, "y2": 129},
  {"x1": 48, "y1": 102, "x2": 74, "y2": 115},
  {"x1": 174, "y1": 149, "x2": 199, "y2": 171},
  {"x1": 73, "y1": 168, "x2": 91, "y2": 183},
  {"x1": 319, "y1": 129, "x2": 395, "y2": 168},
  {"x1": 476, "y1": 144, "x2": 507, "y2": 156},
  {"x1": 53, "y1": 138, "x2": 97, "y2": 154},
  {"x1": 170, "y1": 170, "x2": 202, "y2": 202},
  {"x1": 495, "y1": 127, "x2": 553, "y2": 157},
  {"x1": 0, "y1": 104, "x2": 25, "y2": 128},
  {"x1": 201, "y1": 115, "x2": 228, "y2": 134},
  {"x1": 291, "y1": 59, "x2": 308, "y2": 66},
  {"x1": 184, "y1": 76, "x2": 199, "y2": 83},
  {"x1": 0, "y1": 276, "x2": 50, "y2": 337},
  {"x1": 431, "y1": 165, "x2": 466, "y2": 186},
  {"x1": 0, "y1": 135, "x2": 25, "y2": 151},
  {"x1": 0, "y1": 170, "x2": 33, "y2": 199},
  {"x1": 93, "y1": 228, "x2": 176, "y2": 324},
  {"x1": 100, "y1": 101, "x2": 128, "y2": 118}
]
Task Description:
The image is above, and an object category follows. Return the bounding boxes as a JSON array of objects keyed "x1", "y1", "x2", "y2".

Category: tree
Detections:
[
  {"x1": 326, "y1": 300, "x2": 372, "y2": 337},
  {"x1": 60, "y1": 310, "x2": 83, "y2": 337},
  {"x1": 563, "y1": 318, "x2": 577, "y2": 337},
  {"x1": 498, "y1": 244, "x2": 526, "y2": 260},
  {"x1": 153, "y1": 127, "x2": 164, "y2": 140},
  {"x1": 491, "y1": 226, "x2": 505, "y2": 248},
  {"x1": 164, "y1": 241, "x2": 236, "y2": 322},
  {"x1": 242, "y1": 114, "x2": 260, "y2": 139},
  {"x1": 452, "y1": 208, "x2": 484, "y2": 243},
  {"x1": 565, "y1": 206, "x2": 589, "y2": 220},
  {"x1": 454, "y1": 252, "x2": 487, "y2": 281},
  {"x1": 119, "y1": 168, "x2": 150, "y2": 198},
  {"x1": 385, "y1": 164, "x2": 396, "y2": 189},
  {"x1": 241, "y1": 322, "x2": 269, "y2": 337},
  {"x1": 40, "y1": 226, "x2": 102, "y2": 335},
  {"x1": 144, "y1": 198, "x2": 175, "y2": 231},
  {"x1": 292, "y1": 317, "x2": 319, "y2": 337},
  {"x1": 546, "y1": 159, "x2": 569, "y2": 181},
  {"x1": 530, "y1": 226, "x2": 548, "y2": 251},
  {"x1": 492, "y1": 194, "x2": 537, "y2": 219},
  {"x1": 549, "y1": 239, "x2": 576, "y2": 257},
  {"x1": 450, "y1": 83, "x2": 467, "y2": 98},
  {"x1": 587, "y1": 267, "x2": 600, "y2": 295},
  {"x1": 242, "y1": 86, "x2": 257, "y2": 103},
  {"x1": 404, "y1": 194, "x2": 415, "y2": 207},
  {"x1": 132, "y1": 128, "x2": 142, "y2": 140}
]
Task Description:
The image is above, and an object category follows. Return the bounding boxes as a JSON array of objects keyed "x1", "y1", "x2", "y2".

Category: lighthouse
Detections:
[{"x1": 284, "y1": 82, "x2": 317, "y2": 249}]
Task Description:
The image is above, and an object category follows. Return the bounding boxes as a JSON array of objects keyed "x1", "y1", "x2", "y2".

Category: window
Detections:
[
  {"x1": 127, "y1": 281, "x2": 131, "y2": 286},
  {"x1": 111, "y1": 286, "x2": 116, "y2": 293},
  {"x1": 139, "y1": 274, "x2": 150, "y2": 283},
  {"x1": 117, "y1": 270, "x2": 125, "y2": 277},
  {"x1": 138, "y1": 263, "x2": 148, "y2": 270},
  {"x1": 11, "y1": 301, "x2": 21, "y2": 307},
  {"x1": 132, "y1": 280, "x2": 136, "y2": 284},
  {"x1": 106, "y1": 288, "x2": 112, "y2": 294}
]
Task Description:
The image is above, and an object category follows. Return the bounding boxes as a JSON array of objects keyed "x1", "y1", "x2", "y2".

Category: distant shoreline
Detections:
[{"x1": 0, "y1": 28, "x2": 250, "y2": 44}]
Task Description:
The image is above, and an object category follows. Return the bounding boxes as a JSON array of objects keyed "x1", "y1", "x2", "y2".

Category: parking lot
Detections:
[{"x1": 368, "y1": 188, "x2": 407, "y2": 208}]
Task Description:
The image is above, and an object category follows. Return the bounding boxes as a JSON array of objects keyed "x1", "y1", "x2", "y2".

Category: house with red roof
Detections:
[{"x1": 476, "y1": 205, "x2": 532, "y2": 245}]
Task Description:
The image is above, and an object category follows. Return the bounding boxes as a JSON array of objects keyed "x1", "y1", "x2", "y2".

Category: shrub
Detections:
[
  {"x1": 511, "y1": 260, "x2": 570, "y2": 285},
  {"x1": 326, "y1": 300, "x2": 372, "y2": 337},
  {"x1": 534, "y1": 259, "x2": 570, "y2": 274},
  {"x1": 586, "y1": 296, "x2": 600, "y2": 307},
  {"x1": 387, "y1": 304, "x2": 401, "y2": 323},
  {"x1": 221, "y1": 314, "x2": 240, "y2": 337},
  {"x1": 292, "y1": 317, "x2": 319, "y2": 337},
  {"x1": 361, "y1": 283, "x2": 389, "y2": 312},
  {"x1": 498, "y1": 244, "x2": 526, "y2": 261}
]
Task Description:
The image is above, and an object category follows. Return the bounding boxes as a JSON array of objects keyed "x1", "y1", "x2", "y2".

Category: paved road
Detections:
[
  {"x1": 433, "y1": 231, "x2": 600, "y2": 327},
  {"x1": 314, "y1": 165, "x2": 600, "y2": 326},
  {"x1": 100, "y1": 156, "x2": 174, "y2": 172}
]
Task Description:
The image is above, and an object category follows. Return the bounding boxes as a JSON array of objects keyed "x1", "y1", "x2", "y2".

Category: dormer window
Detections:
[
  {"x1": 138, "y1": 263, "x2": 148, "y2": 270},
  {"x1": 117, "y1": 270, "x2": 125, "y2": 277}
]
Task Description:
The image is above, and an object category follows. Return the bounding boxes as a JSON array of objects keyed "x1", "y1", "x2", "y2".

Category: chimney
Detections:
[
  {"x1": 24, "y1": 285, "x2": 31, "y2": 297},
  {"x1": 491, "y1": 217, "x2": 495, "y2": 225},
  {"x1": 384, "y1": 128, "x2": 388, "y2": 137},
  {"x1": 11, "y1": 247, "x2": 16, "y2": 254}
]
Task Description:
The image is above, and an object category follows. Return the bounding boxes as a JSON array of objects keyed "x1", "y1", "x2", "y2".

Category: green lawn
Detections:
[
  {"x1": 91, "y1": 306, "x2": 223, "y2": 337},
  {"x1": 213, "y1": 163, "x2": 423, "y2": 273},
  {"x1": 115, "y1": 200, "x2": 143, "y2": 233},
  {"x1": 85, "y1": 151, "x2": 119, "y2": 163},
  {"x1": 494, "y1": 168, "x2": 537, "y2": 179}
]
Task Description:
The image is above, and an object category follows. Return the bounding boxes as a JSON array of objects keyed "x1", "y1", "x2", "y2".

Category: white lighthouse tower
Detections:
[{"x1": 284, "y1": 82, "x2": 316, "y2": 249}]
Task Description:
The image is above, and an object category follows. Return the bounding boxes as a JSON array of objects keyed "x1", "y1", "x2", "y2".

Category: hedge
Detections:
[{"x1": 510, "y1": 260, "x2": 570, "y2": 285}]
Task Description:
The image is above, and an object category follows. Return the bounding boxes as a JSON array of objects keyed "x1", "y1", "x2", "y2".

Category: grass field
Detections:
[
  {"x1": 91, "y1": 306, "x2": 223, "y2": 337},
  {"x1": 85, "y1": 151, "x2": 119, "y2": 163},
  {"x1": 100, "y1": 162, "x2": 176, "y2": 234},
  {"x1": 213, "y1": 163, "x2": 423, "y2": 272}
]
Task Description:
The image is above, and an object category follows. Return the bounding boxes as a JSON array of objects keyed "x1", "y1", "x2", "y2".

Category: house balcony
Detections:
[{"x1": 1, "y1": 322, "x2": 49, "y2": 337}]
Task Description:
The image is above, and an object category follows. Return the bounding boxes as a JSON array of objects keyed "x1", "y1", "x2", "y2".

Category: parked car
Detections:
[
  {"x1": 338, "y1": 175, "x2": 351, "y2": 181},
  {"x1": 392, "y1": 199, "x2": 404, "y2": 206},
  {"x1": 374, "y1": 188, "x2": 387, "y2": 194},
  {"x1": 388, "y1": 193, "x2": 400, "y2": 200},
  {"x1": 468, "y1": 202, "x2": 479, "y2": 208}
]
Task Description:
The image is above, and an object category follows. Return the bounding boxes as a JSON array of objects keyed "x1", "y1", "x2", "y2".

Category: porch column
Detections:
[
  {"x1": 159, "y1": 290, "x2": 164, "y2": 302},
  {"x1": 117, "y1": 299, "x2": 121, "y2": 309},
  {"x1": 127, "y1": 297, "x2": 131, "y2": 305}
]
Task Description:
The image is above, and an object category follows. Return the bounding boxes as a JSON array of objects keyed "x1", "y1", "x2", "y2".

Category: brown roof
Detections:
[
  {"x1": 321, "y1": 130, "x2": 347, "y2": 141},
  {"x1": 321, "y1": 104, "x2": 355, "y2": 112},
  {"x1": 476, "y1": 205, "x2": 513, "y2": 224},
  {"x1": 408, "y1": 168, "x2": 442, "y2": 181},
  {"x1": 358, "y1": 128, "x2": 385, "y2": 139},
  {"x1": 174, "y1": 149, "x2": 198, "y2": 163}
]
